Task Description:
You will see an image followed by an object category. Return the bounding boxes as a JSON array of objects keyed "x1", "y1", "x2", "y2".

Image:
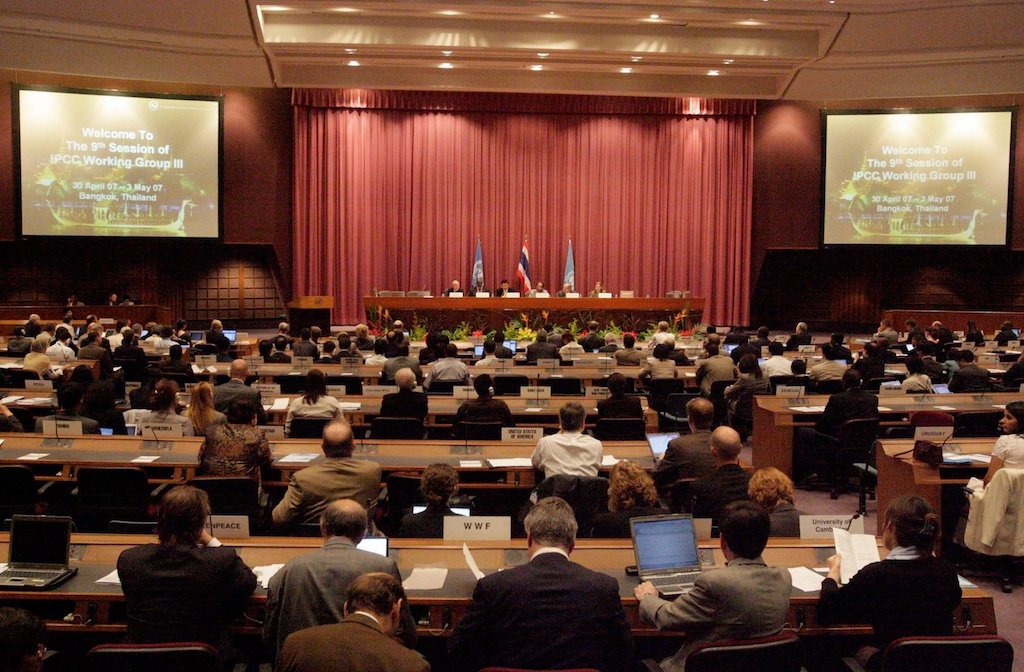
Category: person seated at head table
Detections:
[
  {"x1": 590, "y1": 461, "x2": 667, "y2": 538},
  {"x1": 443, "y1": 279, "x2": 463, "y2": 296},
  {"x1": 747, "y1": 467, "x2": 802, "y2": 537},
  {"x1": 528, "y1": 281, "x2": 550, "y2": 297},
  {"x1": 588, "y1": 280, "x2": 606, "y2": 297}
]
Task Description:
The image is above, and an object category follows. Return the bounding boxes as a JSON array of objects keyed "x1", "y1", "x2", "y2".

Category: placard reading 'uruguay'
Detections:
[
  {"x1": 17, "y1": 87, "x2": 220, "y2": 238},
  {"x1": 823, "y1": 110, "x2": 1013, "y2": 246}
]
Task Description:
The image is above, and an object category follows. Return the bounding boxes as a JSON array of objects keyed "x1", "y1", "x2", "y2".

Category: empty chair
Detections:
[
  {"x1": 274, "y1": 375, "x2": 307, "y2": 394},
  {"x1": 380, "y1": 471, "x2": 425, "y2": 536},
  {"x1": 546, "y1": 378, "x2": 583, "y2": 396},
  {"x1": 86, "y1": 642, "x2": 221, "y2": 672},
  {"x1": 74, "y1": 466, "x2": 153, "y2": 531},
  {"x1": 114, "y1": 358, "x2": 148, "y2": 383},
  {"x1": 646, "y1": 378, "x2": 687, "y2": 414},
  {"x1": 492, "y1": 375, "x2": 529, "y2": 396},
  {"x1": 426, "y1": 380, "x2": 457, "y2": 395},
  {"x1": 288, "y1": 417, "x2": 331, "y2": 439},
  {"x1": 811, "y1": 378, "x2": 844, "y2": 395},
  {"x1": 845, "y1": 635, "x2": 1014, "y2": 672},
  {"x1": 533, "y1": 475, "x2": 610, "y2": 537},
  {"x1": 954, "y1": 411, "x2": 1003, "y2": 438},
  {"x1": 686, "y1": 632, "x2": 803, "y2": 672},
  {"x1": 188, "y1": 476, "x2": 265, "y2": 532},
  {"x1": 326, "y1": 375, "x2": 363, "y2": 395},
  {"x1": 594, "y1": 418, "x2": 646, "y2": 441},
  {"x1": 369, "y1": 417, "x2": 425, "y2": 440},
  {"x1": 463, "y1": 421, "x2": 503, "y2": 440},
  {"x1": 7, "y1": 368, "x2": 41, "y2": 387},
  {"x1": 864, "y1": 376, "x2": 899, "y2": 392},
  {"x1": 708, "y1": 379, "x2": 733, "y2": 428},
  {"x1": 821, "y1": 418, "x2": 880, "y2": 500}
]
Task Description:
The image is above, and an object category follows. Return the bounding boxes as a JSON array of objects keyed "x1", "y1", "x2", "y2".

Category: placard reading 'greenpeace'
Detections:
[{"x1": 17, "y1": 87, "x2": 220, "y2": 238}]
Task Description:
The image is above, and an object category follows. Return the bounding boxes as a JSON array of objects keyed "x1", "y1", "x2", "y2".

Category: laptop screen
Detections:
[
  {"x1": 412, "y1": 505, "x2": 471, "y2": 516},
  {"x1": 191, "y1": 330, "x2": 205, "y2": 342},
  {"x1": 356, "y1": 537, "x2": 388, "y2": 557},
  {"x1": 222, "y1": 329, "x2": 237, "y2": 343},
  {"x1": 932, "y1": 383, "x2": 951, "y2": 394},
  {"x1": 631, "y1": 515, "x2": 700, "y2": 574},
  {"x1": 9, "y1": 516, "x2": 72, "y2": 566},
  {"x1": 473, "y1": 344, "x2": 484, "y2": 358},
  {"x1": 503, "y1": 339, "x2": 517, "y2": 353},
  {"x1": 646, "y1": 432, "x2": 680, "y2": 459}
]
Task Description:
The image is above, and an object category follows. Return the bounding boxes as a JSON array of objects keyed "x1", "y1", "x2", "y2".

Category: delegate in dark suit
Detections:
[
  {"x1": 596, "y1": 395, "x2": 644, "y2": 420},
  {"x1": 691, "y1": 463, "x2": 751, "y2": 522},
  {"x1": 525, "y1": 337, "x2": 560, "y2": 362},
  {"x1": 277, "y1": 614, "x2": 429, "y2": 672},
  {"x1": 213, "y1": 378, "x2": 268, "y2": 424},
  {"x1": 379, "y1": 387, "x2": 429, "y2": 422},
  {"x1": 949, "y1": 362, "x2": 991, "y2": 392},
  {"x1": 815, "y1": 387, "x2": 879, "y2": 437},
  {"x1": 653, "y1": 429, "x2": 715, "y2": 490},
  {"x1": 449, "y1": 552, "x2": 634, "y2": 672}
]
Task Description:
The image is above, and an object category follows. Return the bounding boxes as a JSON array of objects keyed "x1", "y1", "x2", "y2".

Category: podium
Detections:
[{"x1": 287, "y1": 296, "x2": 333, "y2": 333}]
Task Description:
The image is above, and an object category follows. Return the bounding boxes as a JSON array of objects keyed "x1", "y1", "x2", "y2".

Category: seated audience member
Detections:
[
  {"x1": 525, "y1": 329, "x2": 559, "y2": 362},
  {"x1": 22, "y1": 337, "x2": 52, "y2": 379},
  {"x1": 790, "y1": 358, "x2": 808, "y2": 376},
  {"x1": 1001, "y1": 351, "x2": 1024, "y2": 388},
  {"x1": 690, "y1": 427, "x2": 751, "y2": 523},
  {"x1": 382, "y1": 341, "x2": 423, "y2": 383},
  {"x1": 285, "y1": 368, "x2": 343, "y2": 436},
  {"x1": 265, "y1": 499, "x2": 415, "y2": 660},
  {"x1": 874, "y1": 318, "x2": 899, "y2": 346},
  {"x1": 948, "y1": 349, "x2": 990, "y2": 392},
  {"x1": 819, "y1": 495, "x2": 961, "y2": 671},
  {"x1": 724, "y1": 353, "x2": 769, "y2": 423},
  {"x1": 474, "y1": 339, "x2": 501, "y2": 367},
  {"x1": 291, "y1": 328, "x2": 319, "y2": 359},
  {"x1": 578, "y1": 321, "x2": 604, "y2": 352},
  {"x1": 900, "y1": 354, "x2": 934, "y2": 393},
  {"x1": 276, "y1": 573, "x2": 427, "y2": 672},
  {"x1": 353, "y1": 323, "x2": 375, "y2": 351},
  {"x1": 419, "y1": 332, "x2": 442, "y2": 365},
  {"x1": 34, "y1": 383, "x2": 100, "y2": 434},
  {"x1": 903, "y1": 319, "x2": 925, "y2": 344},
  {"x1": 173, "y1": 319, "x2": 191, "y2": 344},
  {"x1": 257, "y1": 338, "x2": 274, "y2": 361},
  {"x1": 598, "y1": 332, "x2": 619, "y2": 353},
  {"x1": 424, "y1": 343, "x2": 470, "y2": 389},
  {"x1": 200, "y1": 398, "x2": 272, "y2": 479},
  {"x1": 748, "y1": 467, "x2": 801, "y2": 537},
  {"x1": 267, "y1": 338, "x2": 292, "y2": 363},
  {"x1": 152, "y1": 324, "x2": 176, "y2": 350},
  {"x1": 597, "y1": 373, "x2": 643, "y2": 420},
  {"x1": 336, "y1": 334, "x2": 359, "y2": 360},
  {"x1": 0, "y1": 606, "x2": 46, "y2": 672},
  {"x1": 318, "y1": 339, "x2": 337, "y2": 363},
  {"x1": 81, "y1": 380, "x2": 127, "y2": 435},
  {"x1": 0, "y1": 401, "x2": 25, "y2": 433},
  {"x1": 614, "y1": 333, "x2": 643, "y2": 366},
  {"x1": 117, "y1": 486, "x2": 256, "y2": 660},
  {"x1": 760, "y1": 341, "x2": 793, "y2": 379},
  {"x1": 67, "y1": 364, "x2": 94, "y2": 389},
  {"x1": 590, "y1": 461, "x2": 667, "y2": 538},
  {"x1": 274, "y1": 322, "x2": 294, "y2": 349},
  {"x1": 205, "y1": 319, "x2": 230, "y2": 352},
  {"x1": 379, "y1": 367, "x2": 429, "y2": 423},
  {"x1": 909, "y1": 331, "x2": 938, "y2": 358},
  {"x1": 452, "y1": 375, "x2": 514, "y2": 437},
  {"x1": 272, "y1": 421, "x2": 382, "y2": 526},
  {"x1": 995, "y1": 320, "x2": 1017, "y2": 346},
  {"x1": 964, "y1": 320, "x2": 986, "y2": 347},
  {"x1": 852, "y1": 340, "x2": 886, "y2": 383},
  {"x1": 792, "y1": 369, "x2": 878, "y2": 483},
  {"x1": 396, "y1": 463, "x2": 460, "y2": 538},
  {"x1": 158, "y1": 344, "x2": 196, "y2": 382},
  {"x1": 187, "y1": 381, "x2": 226, "y2": 436},
  {"x1": 113, "y1": 329, "x2": 147, "y2": 366},
  {"x1": 648, "y1": 321, "x2": 675, "y2": 349},
  {"x1": 929, "y1": 321, "x2": 955, "y2": 347},
  {"x1": 982, "y1": 400, "x2": 1024, "y2": 486},
  {"x1": 559, "y1": 331, "x2": 585, "y2": 359},
  {"x1": 364, "y1": 337, "x2": 388, "y2": 366},
  {"x1": 531, "y1": 402, "x2": 603, "y2": 479},
  {"x1": 828, "y1": 332, "x2": 852, "y2": 361},
  {"x1": 45, "y1": 327, "x2": 77, "y2": 364},
  {"x1": 635, "y1": 501, "x2": 791, "y2": 669},
  {"x1": 640, "y1": 342, "x2": 679, "y2": 383},
  {"x1": 785, "y1": 321, "x2": 812, "y2": 351},
  {"x1": 6, "y1": 327, "x2": 32, "y2": 355},
  {"x1": 654, "y1": 397, "x2": 716, "y2": 491},
  {"x1": 728, "y1": 336, "x2": 760, "y2": 365},
  {"x1": 23, "y1": 314, "x2": 42, "y2": 338},
  {"x1": 139, "y1": 378, "x2": 195, "y2": 436},
  {"x1": 695, "y1": 343, "x2": 736, "y2": 397},
  {"x1": 450, "y1": 497, "x2": 634, "y2": 672},
  {"x1": 809, "y1": 344, "x2": 848, "y2": 383},
  {"x1": 214, "y1": 359, "x2": 268, "y2": 424},
  {"x1": 77, "y1": 331, "x2": 114, "y2": 379}
]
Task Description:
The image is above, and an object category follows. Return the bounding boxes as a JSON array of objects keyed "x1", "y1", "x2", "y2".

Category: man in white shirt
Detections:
[
  {"x1": 760, "y1": 341, "x2": 793, "y2": 379},
  {"x1": 424, "y1": 343, "x2": 470, "y2": 389},
  {"x1": 531, "y1": 402, "x2": 603, "y2": 479},
  {"x1": 474, "y1": 340, "x2": 501, "y2": 367},
  {"x1": 45, "y1": 327, "x2": 77, "y2": 364},
  {"x1": 809, "y1": 344, "x2": 849, "y2": 383},
  {"x1": 648, "y1": 321, "x2": 676, "y2": 349}
]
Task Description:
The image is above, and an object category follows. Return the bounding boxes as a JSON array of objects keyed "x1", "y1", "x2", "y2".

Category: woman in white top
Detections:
[
  {"x1": 139, "y1": 378, "x2": 195, "y2": 436},
  {"x1": 983, "y1": 400, "x2": 1024, "y2": 486},
  {"x1": 285, "y1": 368, "x2": 343, "y2": 436},
  {"x1": 900, "y1": 355, "x2": 934, "y2": 394}
]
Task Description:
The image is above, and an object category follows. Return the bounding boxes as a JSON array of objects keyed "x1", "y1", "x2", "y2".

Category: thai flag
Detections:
[
  {"x1": 471, "y1": 239, "x2": 484, "y2": 289},
  {"x1": 516, "y1": 238, "x2": 532, "y2": 292}
]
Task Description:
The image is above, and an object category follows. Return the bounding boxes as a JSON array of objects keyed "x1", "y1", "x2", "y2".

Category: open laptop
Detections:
[
  {"x1": 222, "y1": 329, "x2": 238, "y2": 343},
  {"x1": 502, "y1": 339, "x2": 517, "y2": 354},
  {"x1": 646, "y1": 432, "x2": 680, "y2": 460},
  {"x1": 0, "y1": 515, "x2": 78, "y2": 590},
  {"x1": 630, "y1": 514, "x2": 703, "y2": 596},
  {"x1": 356, "y1": 537, "x2": 389, "y2": 557}
]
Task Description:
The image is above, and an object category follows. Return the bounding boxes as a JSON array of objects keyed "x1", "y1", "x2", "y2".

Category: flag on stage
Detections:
[
  {"x1": 563, "y1": 239, "x2": 575, "y2": 291},
  {"x1": 516, "y1": 238, "x2": 532, "y2": 292},
  {"x1": 471, "y1": 239, "x2": 484, "y2": 289}
]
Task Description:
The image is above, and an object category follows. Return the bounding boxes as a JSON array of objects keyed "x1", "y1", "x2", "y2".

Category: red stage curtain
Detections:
[{"x1": 293, "y1": 90, "x2": 754, "y2": 326}]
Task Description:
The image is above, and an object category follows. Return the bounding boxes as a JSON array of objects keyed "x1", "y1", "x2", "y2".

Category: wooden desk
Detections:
[
  {"x1": 0, "y1": 305, "x2": 173, "y2": 328},
  {"x1": 0, "y1": 535, "x2": 994, "y2": 643},
  {"x1": 366, "y1": 296, "x2": 704, "y2": 333},
  {"x1": 752, "y1": 392, "x2": 1017, "y2": 476}
]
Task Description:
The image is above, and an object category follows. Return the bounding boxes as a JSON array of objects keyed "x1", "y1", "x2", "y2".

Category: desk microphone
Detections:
[{"x1": 842, "y1": 513, "x2": 861, "y2": 531}]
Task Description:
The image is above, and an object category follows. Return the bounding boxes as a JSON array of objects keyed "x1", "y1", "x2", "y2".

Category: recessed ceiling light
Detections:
[
  {"x1": 347, "y1": 60, "x2": 360, "y2": 67},
  {"x1": 630, "y1": 56, "x2": 642, "y2": 62},
  {"x1": 439, "y1": 62, "x2": 455, "y2": 69},
  {"x1": 530, "y1": 64, "x2": 544, "y2": 71},
  {"x1": 332, "y1": 6, "x2": 360, "y2": 12},
  {"x1": 620, "y1": 67, "x2": 632, "y2": 74},
  {"x1": 441, "y1": 50, "x2": 453, "y2": 56},
  {"x1": 537, "y1": 52, "x2": 549, "y2": 58},
  {"x1": 345, "y1": 48, "x2": 357, "y2": 54},
  {"x1": 438, "y1": 10, "x2": 463, "y2": 16},
  {"x1": 723, "y1": 59, "x2": 734, "y2": 64},
  {"x1": 707, "y1": 69, "x2": 720, "y2": 76},
  {"x1": 649, "y1": 13, "x2": 660, "y2": 19}
]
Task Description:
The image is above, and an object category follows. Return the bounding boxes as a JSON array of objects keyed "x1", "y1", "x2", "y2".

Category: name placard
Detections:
[
  {"x1": 453, "y1": 385, "x2": 477, "y2": 400},
  {"x1": 565, "y1": 292, "x2": 581, "y2": 298},
  {"x1": 26, "y1": 379, "x2": 53, "y2": 391},
  {"x1": 505, "y1": 292, "x2": 521, "y2": 298},
  {"x1": 799, "y1": 514, "x2": 865, "y2": 539},
  {"x1": 292, "y1": 356, "x2": 315, "y2": 371},
  {"x1": 879, "y1": 383, "x2": 902, "y2": 395},
  {"x1": 443, "y1": 516, "x2": 512, "y2": 541},
  {"x1": 597, "y1": 292, "x2": 613, "y2": 299},
  {"x1": 42, "y1": 419, "x2": 83, "y2": 437},
  {"x1": 138, "y1": 422, "x2": 185, "y2": 438},
  {"x1": 258, "y1": 425, "x2": 285, "y2": 439},
  {"x1": 243, "y1": 355, "x2": 263, "y2": 369},
  {"x1": 535, "y1": 358, "x2": 559, "y2": 369},
  {"x1": 194, "y1": 354, "x2": 217, "y2": 368},
  {"x1": 206, "y1": 515, "x2": 250, "y2": 539},
  {"x1": 776, "y1": 385, "x2": 804, "y2": 398},
  {"x1": 252, "y1": 383, "x2": 281, "y2": 395},
  {"x1": 914, "y1": 426, "x2": 954, "y2": 442},
  {"x1": 798, "y1": 345, "x2": 815, "y2": 353},
  {"x1": 1009, "y1": 340, "x2": 1021, "y2": 349},
  {"x1": 447, "y1": 292, "x2": 464, "y2": 298},
  {"x1": 585, "y1": 386, "x2": 610, "y2": 398},
  {"x1": 363, "y1": 385, "x2": 398, "y2": 397},
  {"x1": 694, "y1": 518, "x2": 713, "y2": 540},
  {"x1": 474, "y1": 292, "x2": 491, "y2": 298},
  {"x1": 521, "y1": 386, "x2": 552, "y2": 400},
  {"x1": 501, "y1": 427, "x2": 544, "y2": 442}
]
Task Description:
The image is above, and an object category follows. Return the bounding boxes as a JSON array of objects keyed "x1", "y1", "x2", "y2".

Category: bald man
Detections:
[
  {"x1": 378, "y1": 367, "x2": 428, "y2": 422},
  {"x1": 272, "y1": 421, "x2": 382, "y2": 527},
  {"x1": 213, "y1": 359, "x2": 268, "y2": 424},
  {"x1": 689, "y1": 426, "x2": 751, "y2": 524},
  {"x1": 264, "y1": 499, "x2": 416, "y2": 661}
]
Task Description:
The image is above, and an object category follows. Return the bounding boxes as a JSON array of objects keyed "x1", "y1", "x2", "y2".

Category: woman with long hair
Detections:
[
  {"x1": 590, "y1": 461, "x2": 666, "y2": 538},
  {"x1": 983, "y1": 400, "x2": 1024, "y2": 486},
  {"x1": 284, "y1": 368, "x2": 343, "y2": 436},
  {"x1": 186, "y1": 381, "x2": 226, "y2": 436},
  {"x1": 139, "y1": 378, "x2": 194, "y2": 436}
]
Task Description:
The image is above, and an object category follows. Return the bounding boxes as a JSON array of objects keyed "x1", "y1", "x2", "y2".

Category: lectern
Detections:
[{"x1": 287, "y1": 296, "x2": 333, "y2": 333}]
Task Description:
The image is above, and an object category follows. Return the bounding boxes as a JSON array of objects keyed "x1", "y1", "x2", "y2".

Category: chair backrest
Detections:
[
  {"x1": 909, "y1": 411, "x2": 955, "y2": 428},
  {"x1": 86, "y1": 641, "x2": 221, "y2": 672},
  {"x1": 153, "y1": 371, "x2": 191, "y2": 387},
  {"x1": 275, "y1": 375, "x2": 307, "y2": 394},
  {"x1": 288, "y1": 417, "x2": 331, "y2": 439},
  {"x1": 370, "y1": 416, "x2": 425, "y2": 440},
  {"x1": 708, "y1": 379, "x2": 732, "y2": 401},
  {"x1": 837, "y1": 417, "x2": 880, "y2": 451},
  {"x1": 647, "y1": 378, "x2": 687, "y2": 412},
  {"x1": 880, "y1": 636, "x2": 1013, "y2": 672},
  {"x1": 463, "y1": 421, "x2": 504, "y2": 440},
  {"x1": 188, "y1": 476, "x2": 259, "y2": 512},
  {"x1": 954, "y1": 410, "x2": 1003, "y2": 438},
  {"x1": 326, "y1": 375, "x2": 363, "y2": 395},
  {"x1": 594, "y1": 418, "x2": 646, "y2": 441},
  {"x1": 381, "y1": 471, "x2": 425, "y2": 535},
  {"x1": 546, "y1": 378, "x2": 583, "y2": 396},
  {"x1": 77, "y1": 467, "x2": 151, "y2": 505},
  {"x1": 426, "y1": 380, "x2": 457, "y2": 395},
  {"x1": 864, "y1": 376, "x2": 898, "y2": 392},
  {"x1": 492, "y1": 375, "x2": 529, "y2": 396},
  {"x1": 768, "y1": 374, "x2": 807, "y2": 393},
  {"x1": 535, "y1": 475, "x2": 609, "y2": 534},
  {"x1": 0, "y1": 465, "x2": 38, "y2": 518},
  {"x1": 114, "y1": 358, "x2": 148, "y2": 382},
  {"x1": 811, "y1": 378, "x2": 844, "y2": 395},
  {"x1": 9, "y1": 368, "x2": 41, "y2": 386},
  {"x1": 685, "y1": 632, "x2": 803, "y2": 672}
]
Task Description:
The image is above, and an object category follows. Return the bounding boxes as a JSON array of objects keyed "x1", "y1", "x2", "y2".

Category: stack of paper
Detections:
[
  {"x1": 270, "y1": 398, "x2": 290, "y2": 412},
  {"x1": 833, "y1": 528, "x2": 880, "y2": 584},
  {"x1": 254, "y1": 564, "x2": 284, "y2": 589}
]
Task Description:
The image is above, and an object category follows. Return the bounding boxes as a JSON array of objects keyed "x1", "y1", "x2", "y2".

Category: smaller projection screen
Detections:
[
  {"x1": 822, "y1": 109, "x2": 1014, "y2": 246},
  {"x1": 15, "y1": 86, "x2": 221, "y2": 238}
]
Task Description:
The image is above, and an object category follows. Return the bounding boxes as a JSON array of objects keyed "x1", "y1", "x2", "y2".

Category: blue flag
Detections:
[
  {"x1": 471, "y1": 239, "x2": 484, "y2": 289},
  {"x1": 563, "y1": 239, "x2": 575, "y2": 291}
]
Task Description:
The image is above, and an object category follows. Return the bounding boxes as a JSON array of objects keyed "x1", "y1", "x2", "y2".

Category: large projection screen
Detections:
[
  {"x1": 822, "y1": 109, "x2": 1014, "y2": 246},
  {"x1": 15, "y1": 86, "x2": 221, "y2": 238}
]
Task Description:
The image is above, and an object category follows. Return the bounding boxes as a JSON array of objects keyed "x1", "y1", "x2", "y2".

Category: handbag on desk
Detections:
[{"x1": 912, "y1": 439, "x2": 943, "y2": 467}]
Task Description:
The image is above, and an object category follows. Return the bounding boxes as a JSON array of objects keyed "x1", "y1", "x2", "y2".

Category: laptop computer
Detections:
[
  {"x1": 222, "y1": 329, "x2": 237, "y2": 343},
  {"x1": 630, "y1": 514, "x2": 703, "y2": 596},
  {"x1": 503, "y1": 339, "x2": 517, "y2": 354},
  {"x1": 645, "y1": 432, "x2": 680, "y2": 460},
  {"x1": 190, "y1": 330, "x2": 205, "y2": 342},
  {"x1": 0, "y1": 515, "x2": 78, "y2": 590}
]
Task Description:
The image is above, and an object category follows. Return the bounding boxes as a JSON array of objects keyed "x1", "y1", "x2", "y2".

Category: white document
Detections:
[
  {"x1": 402, "y1": 567, "x2": 448, "y2": 590},
  {"x1": 958, "y1": 575, "x2": 978, "y2": 589},
  {"x1": 524, "y1": 407, "x2": 544, "y2": 413},
  {"x1": 254, "y1": 564, "x2": 285, "y2": 589},
  {"x1": 966, "y1": 476, "x2": 986, "y2": 493},
  {"x1": 338, "y1": 402, "x2": 362, "y2": 411},
  {"x1": 788, "y1": 567, "x2": 826, "y2": 592},
  {"x1": 789, "y1": 406, "x2": 827, "y2": 413},
  {"x1": 462, "y1": 543, "x2": 486, "y2": 580},
  {"x1": 934, "y1": 405, "x2": 957, "y2": 411},
  {"x1": 1, "y1": 395, "x2": 24, "y2": 404},
  {"x1": 270, "y1": 397, "x2": 290, "y2": 411},
  {"x1": 459, "y1": 460, "x2": 483, "y2": 468},
  {"x1": 601, "y1": 455, "x2": 620, "y2": 466},
  {"x1": 17, "y1": 453, "x2": 48, "y2": 460},
  {"x1": 131, "y1": 455, "x2": 160, "y2": 463},
  {"x1": 964, "y1": 454, "x2": 992, "y2": 464},
  {"x1": 876, "y1": 406, "x2": 893, "y2": 412},
  {"x1": 96, "y1": 569, "x2": 121, "y2": 585},
  {"x1": 833, "y1": 528, "x2": 880, "y2": 584},
  {"x1": 278, "y1": 453, "x2": 319, "y2": 463},
  {"x1": 486, "y1": 458, "x2": 533, "y2": 467}
]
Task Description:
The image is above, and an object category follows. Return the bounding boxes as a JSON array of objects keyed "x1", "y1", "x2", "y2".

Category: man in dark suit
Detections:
[
  {"x1": 614, "y1": 333, "x2": 643, "y2": 365},
  {"x1": 34, "y1": 383, "x2": 101, "y2": 434},
  {"x1": 749, "y1": 325, "x2": 772, "y2": 350},
  {"x1": 949, "y1": 349, "x2": 991, "y2": 392},
  {"x1": 6, "y1": 327, "x2": 32, "y2": 354},
  {"x1": 267, "y1": 338, "x2": 292, "y2": 363},
  {"x1": 525, "y1": 329, "x2": 559, "y2": 362},
  {"x1": 264, "y1": 499, "x2": 416, "y2": 662},
  {"x1": 276, "y1": 573, "x2": 428, "y2": 672},
  {"x1": 828, "y1": 332, "x2": 852, "y2": 362},
  {"x1": 995, "y1": 320, "x2": 1018, "y2": 346},
  {"x1": 690, "y1": 427, "x2": 751, "y2": 524},
  {"x1": 78, "y1": 331, "x2": 115, "y2": 379},
  {"x1": 579, "y1": 321, "x2": 604, "y2": 352},
  {"x1": 784, "y1": 321, "x2": 812, "y2": 351},
  {"x1": 291, "y1": 328, "x2": 319, "y2": 358},
  {"x1": 450, "y1": 496, "x2": 634, "y2": 672},
  {"x1": 654, "y1": 397, "x2": 717, "y2": 491},
  {"x1": 158, "y1": 344, "x2": 197, "y2": 382},
  {"x1": 213, "y1": 360, "x2": 268, "y2": 424},
  {"x1": 378, "y1": 367, "x2": 428, "y2": 422}
]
